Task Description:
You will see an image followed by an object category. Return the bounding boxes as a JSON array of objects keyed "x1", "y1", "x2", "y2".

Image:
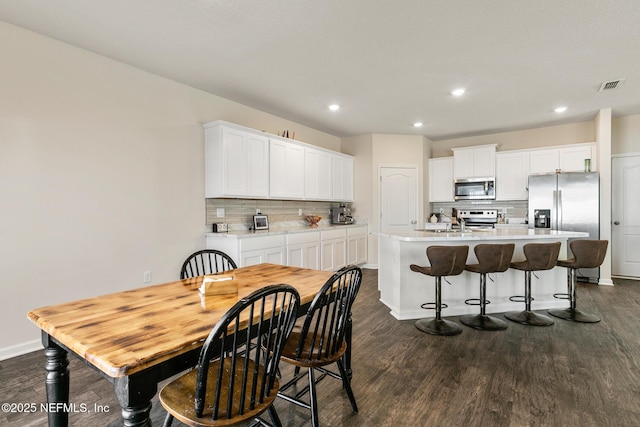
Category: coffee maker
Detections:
[{"x1": 330, "y1": 204, "x2": 354, "y2": 225}]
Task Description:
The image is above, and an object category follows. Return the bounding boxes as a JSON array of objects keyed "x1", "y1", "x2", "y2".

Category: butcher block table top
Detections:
[{"x1": 28, "y1": 263, "x2": 333, "y2": 378}]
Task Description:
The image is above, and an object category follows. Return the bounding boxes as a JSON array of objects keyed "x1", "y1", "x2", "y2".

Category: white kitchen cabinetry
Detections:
[
  {"x1": 559, "y1": 144, "x2": 596, "y2": 172},
  {"x1": 332, "y1": 155, "x2": 354, "y2": 202},
  {"x1": 320, "y1": 228, "x2": 347, "y2": 271},
  {"x1": 529, "y1": 148, "x2": 559, "y2": 175},
  {"x1": 428, "y1": 157, "x2": 454, "y2": 202},
  {"x1": 204, "y1": 124, "x2": 269, "y2": 198},
  {"x1": 269, "y1": 139, "x2": 305, "y2": 199},
  {"x1": 205, "y1": 234, "x2": 285, "y2": 268},
  {"x1": 452, "y1": 144, "x2": 496, "y2": 179},
  {"x1": 529, "y1": 143, "x2": 596, "y2": 175},
  {"x1": 347, "y1": 226, "x2": 368, "y2": 265},
  {"x1": 304, "y1": 148, "x2": 332, "y2": 200},
  {"x1": 204, "y1": 120, "x2": 354, "y2": 202},
  {"x1": 496, "y1": 151, "x2": 529, "y2": 200},
  {"x1": 286, "y1": 232, "x2": 320, "y2": 270}
]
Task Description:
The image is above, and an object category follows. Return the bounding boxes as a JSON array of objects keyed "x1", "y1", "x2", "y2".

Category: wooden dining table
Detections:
[{"x1": 27, "y1": 263, "x2": 338, "y2": 427}]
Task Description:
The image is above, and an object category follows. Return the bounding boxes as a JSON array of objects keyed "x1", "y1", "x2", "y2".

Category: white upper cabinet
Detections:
[
  {"x1": 269, "y1": 139, "x2": 305, "y2": 199},
  {"x1": 304, "y1": 148, "x2": 332, "y2": 200},
  {"x1": 332, "y1": 155, "x2": 354, "y2": 202},
  {"x1": 496, "y1": 151, "x2": 529, "y2": 200},
  {"x1": 204, "y1": 120, "x2": 354, "y2": 202},
  {"x1": 452, "y1": 144, "x2": 496, "y2": 179},
  {"x1": 428, "y1": 157, "x2": 454, "y2": 202},
  {"x1": 559, "y1": 144, "x2": 596, "y2": 172},
  {"x1": 529, "y1": 148, "x2": 559, "y2": 175},
  {"x1": 529, "y1": 143, "x2": 596, "y2": 175},
  {"x1": 205, "y1": 123, "x2": 269, "y2": 198}
]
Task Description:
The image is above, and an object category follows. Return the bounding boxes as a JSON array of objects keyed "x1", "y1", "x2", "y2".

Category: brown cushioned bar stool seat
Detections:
[
  {"x1": 505, "y1": 241, "x2": 561, "y2": 326},
  {"x1": 549, "y1": 239, "x2": 608, "y2": 323},
  {"x1": 410, "y1": 245, "x2": 469, "y2": 336},
  {"x1": 461, "y1": 243, "x2": 515, "y2": 331}
]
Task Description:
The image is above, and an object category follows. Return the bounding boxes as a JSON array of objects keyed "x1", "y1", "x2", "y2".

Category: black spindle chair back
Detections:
[
  {"x1": 159, "y1": 284, "x2": 300, "y2": 426},
  {"x1": 295, "y1": 266, "x2": 363, "y2": 363},
  {"x1": 180, "y1": 249, "x2": 237, "y2": 279}
]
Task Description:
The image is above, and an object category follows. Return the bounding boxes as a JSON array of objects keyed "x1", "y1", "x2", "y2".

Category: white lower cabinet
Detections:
[
  {"x1": 241, "y1": 247, "x2": 285, "y2": 267},
  {"x1": 206, "y1": 234, "x2": 286, "y2": 268},
  {"x1": 321, "y1": 228, "x2": 347, "y2": 271},
  {"x1": 286, "y1": 232, "x2": 320, "y2": 270},
  {"x1": 347, "y1": 226, "x2": 368, "y2": 265},
  {"x1": 206, "y1": 226, "x2": 366, "y2": 271}
]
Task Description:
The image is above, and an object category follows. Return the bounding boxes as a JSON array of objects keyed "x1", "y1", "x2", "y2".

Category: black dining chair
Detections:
[
  {"x1": 275, "y1": 265, "x2": 363, "y2": 427},
  {"x1": 180, "y1": 249, "x2": 237, "y2": 279},
  {"x1": 159, "y1": 284, "x2": 300, "y2": 427}
]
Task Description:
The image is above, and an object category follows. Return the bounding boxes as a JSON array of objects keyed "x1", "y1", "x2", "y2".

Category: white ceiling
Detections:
[{"x1": 2, "y1": 0, "x2": 640, "y2": 141}]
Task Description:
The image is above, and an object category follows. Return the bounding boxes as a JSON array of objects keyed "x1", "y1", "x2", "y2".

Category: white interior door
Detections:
[
  {"x1": 380, "y1": 166, "x2": 419, "y2": 232},
  {"x1": 612, "y1": 156, "x2": 640, "y2": 278}
]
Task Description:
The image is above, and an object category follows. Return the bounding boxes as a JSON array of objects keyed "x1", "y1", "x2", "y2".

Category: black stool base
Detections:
[
  {"x1": 548, "y1": 308, "x2": 600, "y2": 323},
  {"x1": 505, "y1": 310, "x2": 554, "y2": 326},
  {"x1": 415, "y1": 318, "x2": 462, "y2": 336},
  {"x1": 460, "y1": 314, "x2": 508, "y2": 331}
]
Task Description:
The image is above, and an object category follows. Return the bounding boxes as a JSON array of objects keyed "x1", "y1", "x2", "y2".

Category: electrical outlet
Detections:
[
  {"x1": 298, "y1": 209, "x2": 303, "y2": 216},
  {"x1": 143, "y1": 271, "x2": 152, "y2": 283},
  {"x1": 216, "y1": 208, "x2": 225, "y2": 218},
  {"x1": 256, "y1": 208, "x2": 261, "y2": 215},
  {"x1": 440, "y1": 208, "x2": 445, "y2": 213}
]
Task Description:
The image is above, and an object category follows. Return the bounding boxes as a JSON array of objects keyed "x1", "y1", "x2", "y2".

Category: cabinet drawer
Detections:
[
  {"x1": 286, "y1": 231, "x2": 320, "y2": 245},
  {"x1": 321, "y1": 228, "x2": 347, "y2": 240},
  {"x1": 347, "y1": 226, "x2": 367, "y2": 237},
  {"x1": 240, "y1": 235, "x2": 286, "y2": 251}
]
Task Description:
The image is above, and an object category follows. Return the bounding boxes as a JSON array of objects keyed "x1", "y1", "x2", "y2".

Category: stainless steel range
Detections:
[{"x1": 457, "y1": 209, "x2": 498, "y2": 228}]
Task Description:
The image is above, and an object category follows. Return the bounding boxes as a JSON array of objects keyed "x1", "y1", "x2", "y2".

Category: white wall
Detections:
[
  {"x1": 612, "y1": 113, "x2": 640, "y2": 154},
  {"x1": 341, "y1": 134, "x2": 429, "y2": 266},
  {"x1": 0, "y1": 22, "x2": 340, "y2": 359},
  {"x1": 342, "y1": 134, "x2": 374, "y2": 263}
]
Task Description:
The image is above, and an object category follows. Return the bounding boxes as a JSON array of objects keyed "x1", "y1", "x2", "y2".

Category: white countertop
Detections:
[
  {"x1": 374, "y1": 227, "x2": 588, "y2": 242},
  {"x1": 205, "y1": 222, "x2": 367, "y2": 239}
]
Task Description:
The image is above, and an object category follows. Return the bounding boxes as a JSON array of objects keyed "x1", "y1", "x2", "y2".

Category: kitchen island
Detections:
[{"x1": 375, "y1": 228, "x2": 588, "y2": 320}]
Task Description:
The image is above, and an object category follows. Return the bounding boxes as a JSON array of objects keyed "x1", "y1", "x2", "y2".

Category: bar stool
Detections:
[
  {"x1": 460, "y1": 243, "x2": 515, "y2": 331},
  {"x1": 410, "y1": 245, "x2": 469, "y2": 336},
  {"x1": 505, "y1": 241, "x2": 561, "y2": 326},
  {"x1": 549, "y1": 239, "x2": 608, "y2": 323}
]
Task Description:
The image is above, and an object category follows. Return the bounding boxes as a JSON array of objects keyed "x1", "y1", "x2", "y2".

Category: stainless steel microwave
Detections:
[{"x1": 454, "y1": 177, "x2": 496, "y2": 201}]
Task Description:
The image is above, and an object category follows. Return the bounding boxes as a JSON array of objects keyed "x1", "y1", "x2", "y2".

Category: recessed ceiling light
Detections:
[
  {"x1": 451, "y1": 88, "x2": 466, "y2": 97},
  {"x1": 413, "y1": 122, "x2": 424, "y2": 128},
  {"x1": 328, "y1": 104, "x2": 340, "y2": 111},
  {"x1": 554, "y1": 106, "x2": 568, "y2": 113}
]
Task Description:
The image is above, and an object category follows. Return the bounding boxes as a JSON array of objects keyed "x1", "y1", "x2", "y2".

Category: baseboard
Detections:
[
  {"x1": 0, "y1": 339, "x2": 42, "y2": 361},
  {"x1": 611, "y1": 275, "x2": 639, "y2": 282}
]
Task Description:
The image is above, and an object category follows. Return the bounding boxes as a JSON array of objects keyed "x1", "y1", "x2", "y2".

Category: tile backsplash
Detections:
[
  {"x1": 206, "y1": 199, "x2": 346, "y2": 230},
  {"x1": 430, "y1": 200, "x2": 528, "y2": 224}
]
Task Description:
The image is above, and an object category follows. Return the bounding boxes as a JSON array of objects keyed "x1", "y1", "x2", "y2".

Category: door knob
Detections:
[
  {"x1": 613, "y1": 221, "x2": 620, "y2": 225},
  {"x1": 411, "y1": 220, "x2": 417, "y2": 224}
]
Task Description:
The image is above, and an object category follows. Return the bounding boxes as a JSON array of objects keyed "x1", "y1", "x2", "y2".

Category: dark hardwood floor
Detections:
[{"x1": 2, "y1": 270, "x2": 639, "y2": 426}]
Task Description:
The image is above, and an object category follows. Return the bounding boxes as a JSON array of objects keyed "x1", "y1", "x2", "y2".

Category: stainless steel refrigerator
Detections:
[{"x1": 528, "y1": 172, "x2": 600, "y2": 282}]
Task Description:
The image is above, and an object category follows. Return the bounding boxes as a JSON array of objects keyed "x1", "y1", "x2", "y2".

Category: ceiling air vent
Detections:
[{"x1": 599, "y1": 79, "x2": 625, "y2": 92}]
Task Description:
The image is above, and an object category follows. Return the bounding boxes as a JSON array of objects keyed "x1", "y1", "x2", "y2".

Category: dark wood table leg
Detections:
[
  {"x1": 43, "y1": 334, "x2": 70, "y2": 427},
  {"x1": 345, "y1": 311, "x2": 353, "y2": 378},
  {"x1": 115, "y1": 373, "x2": 157, "y2": 427}
]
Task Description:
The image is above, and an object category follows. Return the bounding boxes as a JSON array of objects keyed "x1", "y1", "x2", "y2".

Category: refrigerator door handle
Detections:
[
  {"x1": 552, "y1": 190, "x2": 557, "y2": 230},
  {"x1": 557, "y1": 189, "x2": 563, "y2": 230}
]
